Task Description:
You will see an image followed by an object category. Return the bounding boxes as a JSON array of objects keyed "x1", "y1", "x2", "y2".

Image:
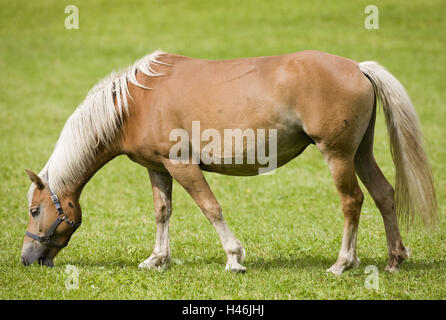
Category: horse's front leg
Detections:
[
  {"x1": 163, "y1": 161, "x2": 246, "y2": 273},
  {"x1": 139, "y1": 169, "x2": 173, "y2": 270}
]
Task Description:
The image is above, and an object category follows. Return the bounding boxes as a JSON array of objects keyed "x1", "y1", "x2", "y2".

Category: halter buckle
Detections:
[
  {"x1": 66, "y1": 220, "x2": 76, "y2": 228},
  {"x1": 51, "y1": 194, "x2": 59, "y2": 203},
  {"x1": 40, "y1": 235, "x2": 50, "y2": 245}
]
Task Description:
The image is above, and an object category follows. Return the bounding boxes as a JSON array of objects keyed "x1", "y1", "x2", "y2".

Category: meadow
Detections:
[{"x1": 0, "y1": 0, "x2": 445, "y2": 299}]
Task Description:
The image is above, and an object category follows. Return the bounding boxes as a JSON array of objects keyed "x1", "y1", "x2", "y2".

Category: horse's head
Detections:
[{"x1": 21, "y1": 169, "x2": 81, "y2": 267}]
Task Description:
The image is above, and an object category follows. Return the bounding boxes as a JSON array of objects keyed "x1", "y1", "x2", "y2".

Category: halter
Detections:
[{"x1": 25, "y1": 184, "x2": 81, "y2": 248}]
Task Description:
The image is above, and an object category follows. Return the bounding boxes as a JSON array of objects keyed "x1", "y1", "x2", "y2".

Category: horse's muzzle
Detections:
[{"x1": 21, "y1": 242, "x2": 54, "y2": 267}]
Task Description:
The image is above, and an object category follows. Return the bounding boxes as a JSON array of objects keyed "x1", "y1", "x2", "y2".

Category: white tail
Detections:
[{"x1": 359, "y1": 61, "x2": 438, "y2": 228}]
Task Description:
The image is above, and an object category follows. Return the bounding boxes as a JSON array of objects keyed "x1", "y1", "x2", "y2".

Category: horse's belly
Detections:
[{"x1": 200, "y1": 130, "x2": 313, "y2": 176}]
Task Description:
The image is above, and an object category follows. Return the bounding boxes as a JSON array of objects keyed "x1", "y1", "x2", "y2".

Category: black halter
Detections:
[{"x1": 25, "y1": 185, "x2": 81, "y2": 248}]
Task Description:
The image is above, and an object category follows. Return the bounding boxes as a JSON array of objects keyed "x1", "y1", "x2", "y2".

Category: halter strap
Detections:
[{"x1": 25, "y1": 230, "x2": 67, "y2": 248}]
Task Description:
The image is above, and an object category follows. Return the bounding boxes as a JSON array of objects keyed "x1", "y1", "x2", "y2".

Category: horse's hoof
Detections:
[
  {"x1": 385, "y1": 248, "x2": 409, "y2": 273},
  {"x1": 326, "y1": 265, "x2": 344, "y2": 276},
  {"x1": 138, "y1": 254, "x2": 171, "y2": 270},
  {"x1": 225, "y1": 262, "x2": 247, "y2": 273},
  {"x1": 326, "y1": 257, "x2": 360, "y2": 275},
  {"x1": 385, "y1": 264, "x2": 399, "y2": 273}
]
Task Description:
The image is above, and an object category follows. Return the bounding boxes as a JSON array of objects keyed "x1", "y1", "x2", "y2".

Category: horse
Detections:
[{"x1": 21, "y1": 50, "x2": 437, "y2": 274}]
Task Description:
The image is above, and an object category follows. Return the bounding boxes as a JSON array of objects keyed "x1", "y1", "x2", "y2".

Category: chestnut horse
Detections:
[{"x1": 22, "y1": 50, "x2": 437, "y2": 274}]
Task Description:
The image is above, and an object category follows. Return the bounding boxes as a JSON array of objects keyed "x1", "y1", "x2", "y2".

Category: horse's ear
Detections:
[{"x1": 25, "y1": 169, "x2": 44, "y2": 190}]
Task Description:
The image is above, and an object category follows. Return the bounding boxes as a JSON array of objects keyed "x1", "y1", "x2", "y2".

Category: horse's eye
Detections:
[{"x1": 30, "y1": 207, "x2": 40, "y2": 217}]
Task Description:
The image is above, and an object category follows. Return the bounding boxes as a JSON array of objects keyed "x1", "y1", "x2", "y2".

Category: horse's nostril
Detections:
[
  {"x1": 21, "y1": 256, "x2": 30, "y2": 266},
  {"x1": 37, "y1": 257, "x2": 54, "y2": 267}
]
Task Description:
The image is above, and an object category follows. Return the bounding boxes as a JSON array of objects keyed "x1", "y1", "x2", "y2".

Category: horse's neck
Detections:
[
  {"x1": 75, "y1": 147, "x2": 120, "y2": 198},
  {"x1": 46, "y1": 145, "x2": 121, "y2": 200}
]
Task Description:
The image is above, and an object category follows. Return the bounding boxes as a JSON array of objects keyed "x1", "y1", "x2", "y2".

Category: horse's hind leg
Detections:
[
  {"x1": 162, "y1": 161, "x2": 246, "y2": 272},
  {"x1": 321, "y1": 149, "x2": 364, "y2": 275},
  {"x1": 354, "y1": 109, "x2": 409, "y2": 272},
  {"x1": 139, "y1": 170, "x2": 173, "y2": 269}
]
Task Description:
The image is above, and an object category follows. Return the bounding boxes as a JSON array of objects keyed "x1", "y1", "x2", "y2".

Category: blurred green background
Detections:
[{"x1": 0, "y1": 0, "x2": 445, "y2": 299}]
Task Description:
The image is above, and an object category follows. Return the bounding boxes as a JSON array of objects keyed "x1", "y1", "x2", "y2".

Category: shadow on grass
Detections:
[
  {"x1": 247, "y1": 255, "x2": 336, "y2": 271},
  {"x1": 183, "y1": 254, "x2": 446, "y2": 273},
  {"x1": 55, "y1": 254, "x2": 446, "y2": 274},
  {"x1": 397, "y1": 259, "x2": 446, "y2": 272},
  {"x1": 58, "y1": 258, "x2": 137, "y2": 269}
]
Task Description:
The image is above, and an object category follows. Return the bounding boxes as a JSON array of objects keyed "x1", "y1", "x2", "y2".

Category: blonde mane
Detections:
[{"x1": 39, "y1": 50, "x2": 167, "y2": 194}]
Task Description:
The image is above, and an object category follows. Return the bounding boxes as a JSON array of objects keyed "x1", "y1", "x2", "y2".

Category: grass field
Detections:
[{"x1": 0, "y1": 0, "x2": 445, "y2": 299}]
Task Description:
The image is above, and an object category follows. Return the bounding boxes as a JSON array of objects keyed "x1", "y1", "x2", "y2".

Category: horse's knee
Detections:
[
  {"x1": 154, "y1": 202, "x2": 172, "y2": 223},
  {"x1": 202, "y1": 201, "x2": 223, "y2": 222},
  {"x1": 342, "y1": 190, "x2": 364, "y2": 218},
  {"x1": 356, "y1": 191, "x2": 365, "y2": 207}
]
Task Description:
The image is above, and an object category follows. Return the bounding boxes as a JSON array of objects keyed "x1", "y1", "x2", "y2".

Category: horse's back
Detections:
[{"x1": 124, "y1": 50, "x2": 374, "y2": 173}]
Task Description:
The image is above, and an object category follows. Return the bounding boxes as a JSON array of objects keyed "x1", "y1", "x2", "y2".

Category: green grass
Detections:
[{"x1": 0, "y1": 0, "x2": 445, "y2": 299}]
